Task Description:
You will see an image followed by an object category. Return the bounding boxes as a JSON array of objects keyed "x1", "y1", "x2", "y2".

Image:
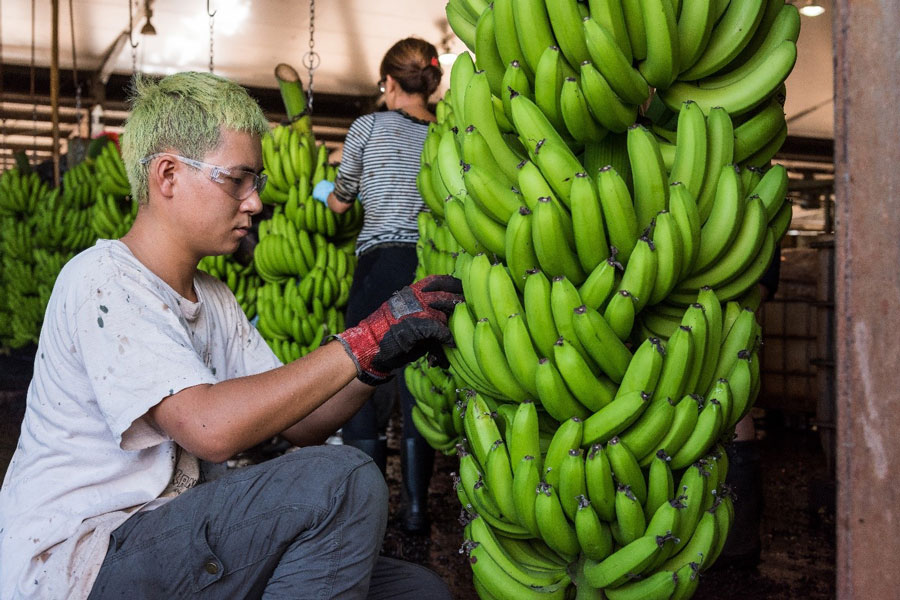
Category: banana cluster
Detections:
[
  {"x1": 417, "y1": 1, "x2": 802, "y2": 597},
  {"x1": 260, "y1": 122, "x2": 337, "y2": 205},
  {"x1": 446, "y1": 0, "x2": 798, "y2": 150},
  {"x1": 0, "y1": 168, "x2": 50, "y2": 348},
  {"x1": 404, "y1": 357, "x2": 467, "y2": 453},
  {"x1": 94, "y1": 139, "x2": 132, "y2": 197},
  {"x1": 197, "y1": 254, "x2": 263, "y2": 320}
]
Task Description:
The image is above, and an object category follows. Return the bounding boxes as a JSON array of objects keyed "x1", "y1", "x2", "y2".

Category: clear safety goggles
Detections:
[{"x1": 140, "y1": 153, "x2": 267, "y2": 200}]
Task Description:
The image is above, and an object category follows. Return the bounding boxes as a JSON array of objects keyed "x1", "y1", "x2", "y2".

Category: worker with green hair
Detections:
[{"x1": 0, "y1": 71, "x2": 459, "y2": 600}]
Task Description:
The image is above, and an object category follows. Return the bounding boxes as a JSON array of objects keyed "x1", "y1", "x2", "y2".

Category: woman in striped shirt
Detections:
[{"x1": 313, "y1": 37, "x2": 443, "y2": 535}]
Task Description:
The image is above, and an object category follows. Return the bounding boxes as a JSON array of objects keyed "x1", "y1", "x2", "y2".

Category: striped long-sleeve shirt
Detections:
[{"x1": 333, "y1": 109, "x2": 430, "y2": 256}]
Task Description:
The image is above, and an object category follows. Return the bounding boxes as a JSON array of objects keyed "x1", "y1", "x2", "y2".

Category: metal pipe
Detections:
[{"x1": 50, "y1": 0, "x2": 60, "y2": 186}]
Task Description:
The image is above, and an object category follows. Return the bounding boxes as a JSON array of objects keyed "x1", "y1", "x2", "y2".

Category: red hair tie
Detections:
[{"x1": 430, "y1": 56, "x2": 439, "y2": 67}]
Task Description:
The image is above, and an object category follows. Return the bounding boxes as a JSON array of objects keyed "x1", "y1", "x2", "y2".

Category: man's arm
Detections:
[
  {"x1": 149, "y1": 340, "x2": 358, "y2": 463},
  {"x1": 150, "y1": 274, "x2": 462, "y2": 462}
]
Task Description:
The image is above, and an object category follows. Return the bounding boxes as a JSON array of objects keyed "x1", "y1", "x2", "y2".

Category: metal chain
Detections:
[
  {"x1": 301, "y1": 0, "x2": 320, "y2": 113},
  {"x1": 208, "y1": 0, "x2": 216, "y2": 73},
  {"x1": 129, "y1": 0, "x2": 139, "y2": 74}
]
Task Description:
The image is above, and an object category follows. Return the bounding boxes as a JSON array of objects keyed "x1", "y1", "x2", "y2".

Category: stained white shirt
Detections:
[{"x1": 0, "y1": 240, "x2": 281, "y2": 599}]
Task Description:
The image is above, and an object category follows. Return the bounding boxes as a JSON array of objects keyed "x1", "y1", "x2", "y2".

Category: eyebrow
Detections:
[{"x1": 230, "y1": 163, "x2": 264, "y2": 174}]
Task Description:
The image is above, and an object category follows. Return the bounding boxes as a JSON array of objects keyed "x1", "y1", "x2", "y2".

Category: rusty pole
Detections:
[
  {"x1": 834, "y1": 1, "x2": 900, "y2": 598},
  {"x1": 50, "y1": 0, "x2": 60, "y2": 186}
]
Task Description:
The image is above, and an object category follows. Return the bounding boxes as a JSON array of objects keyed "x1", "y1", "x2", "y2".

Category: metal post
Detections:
[
  {"x1": 50, "y1": 0, "x2": 60, "y2": 186},
  {"x1": 834, "y1": 1, "x2": 900, "y2": 598}
]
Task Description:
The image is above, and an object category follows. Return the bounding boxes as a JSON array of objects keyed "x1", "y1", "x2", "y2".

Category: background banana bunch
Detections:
[
  {"x1": 407, "y1": 0, "x2": 802, "y2": 597},
  {"x1": 233, "y1": 118, "x2": 364, "y2": 364}
]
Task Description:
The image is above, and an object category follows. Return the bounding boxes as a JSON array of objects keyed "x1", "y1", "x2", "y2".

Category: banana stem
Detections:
[{"x1": 274, "y1": 63, "x2": 310, "y2": 121}]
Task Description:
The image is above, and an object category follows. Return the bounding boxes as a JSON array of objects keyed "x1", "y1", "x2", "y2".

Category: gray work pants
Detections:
[{"x1": 87, "y1": 445, "x2": 451, "y2": 600}]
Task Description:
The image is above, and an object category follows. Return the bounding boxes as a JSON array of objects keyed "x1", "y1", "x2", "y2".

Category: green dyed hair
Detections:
[{"x1": 121, "y1": 71, "x2": 270, "y2": 204}]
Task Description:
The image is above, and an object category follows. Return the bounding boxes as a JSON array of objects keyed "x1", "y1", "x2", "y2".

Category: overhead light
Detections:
[
  {"x1": 798, "y1": 1, "x2": 826, "y2": 17},
  {"x1": 141, "y1": 0, "x2": 157, "y2": 35},
  {"x1": 438, "y1": 53, "x2": 457, "y2": 67}
]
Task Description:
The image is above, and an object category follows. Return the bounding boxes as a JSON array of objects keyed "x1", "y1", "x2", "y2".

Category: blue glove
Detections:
[{"x1": 312, "y1": 180, "x2": 335, "y2": 206}]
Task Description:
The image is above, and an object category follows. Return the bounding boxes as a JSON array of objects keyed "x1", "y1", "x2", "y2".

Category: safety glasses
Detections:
[{"x1": 140, "y1": 153, "x2": 267, "y2": 200}]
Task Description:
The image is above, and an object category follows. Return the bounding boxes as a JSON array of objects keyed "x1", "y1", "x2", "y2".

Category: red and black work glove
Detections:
[{"x1": 335, "y1": 274, "x2": 464, "y2": 385}]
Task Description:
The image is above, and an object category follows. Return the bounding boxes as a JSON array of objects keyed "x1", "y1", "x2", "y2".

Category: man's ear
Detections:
[{"x1": 150, "y1": 155, "x2": 178, "y2": 199}]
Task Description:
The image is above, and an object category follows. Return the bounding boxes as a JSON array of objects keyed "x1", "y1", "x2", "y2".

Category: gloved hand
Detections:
[
  {"x1": 335, "y1": 275, "x2": 464, "y2": 385},
  {"x1": 312, "y1": 180, "x2": 335, "y2": 206}
]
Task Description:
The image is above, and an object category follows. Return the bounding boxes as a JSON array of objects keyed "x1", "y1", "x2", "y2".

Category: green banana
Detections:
[
  {"x1": 596, "y1": 165, "x2": 640, "y2": 264},
  {"x1": 606, "y1": 435, "x2": 648, "y2": 505},
  {"x1": 679, "y1": 0, "x2": 766, "y2": 80},
  {"x1": 511, "y1": 0, "x2": 562, "y2": 75},
  {"x1": 669, "y1": 397, "x2": 723, "y2": 469},
  {"x1": 605, "y1": 569, "x2": 678, "y2": 600},
  {"x1": 467, "y1": 538, "x2": 569, "y2": 600},
  {"x1": 603, "y1": 289, "x2": 637, "y2": 342},
  {"x1": 612, "y1": 484, "x2": 646, "y2": 546},
  {"x1": 681, "y1": 194, "x2": 768, "y2": 291},
  {"x1": 485, "y1": 439, "x2": 519, "y2": 523},
  {"x1": 692, "y1": 164, "x2": 744, "y2": 272},
  {"x1": 570, "y1": 171, "x2": 610, "y2": 273},
  {"x1": 626, "y1": 125, "x2": 669, "y2": 233},
  {"x1": 751, "y1": 163, "x2": 789, "y2": 222},
  {"x1": 553, "y1": 337, "x2": 616, "y2": 412},
  {"x1": 578, "y1": 61, "x2": 638, "y2": 134},
  {"x1": 573, "y1": 304, "x2": 632, "y2": 383},
  {"x1": 503, "y1": 312, "x2": 541, "y2": 397},
  {"x1": 575, "y1": 496, "x2": 614, "y2": 561},
  {"x1": 676, "y1": 0, "x2": 715, "y2": 72},
  {"x1": 621, "y1": 0, "x2": 648, "y2": 62},
  {"x1": 647, "y1": 210, "x2": 685, "y2": 306},
  {"x1": 560, "y1": 76, "x2": 608, "y2": 143},
  {"x1": 489, "y1": 261, "x2": 526, "y2": 335},
  {"x1": 582, "y1": 17, "x2": 650, "y2": 105},
  {"x1": 638, "y1": 0, "x2": 680, "y2": 89},
  {"x1": 512, "y1": 454, "x2": 543, "y2": 537},
  {"x1": 543, "y1": 416, "x2": 585, "y2": 488},
  {"x1": 535, "y1": 482, "x2": 581, "y2": 559},
  {"x1": 644, "y1": 451, "x2": 676, "y2": 522},
  {"x1": 695, "y1": 106, "x2": 735, "y2": 222},
  {"x1": 578, "y1": 256, "x2": 624, "y2": 311},
  {"x1": 559, "y1": 448, "x2": 588, "y2": 522},
  {"x1": 494, "y1": 0, "x2": 534, "y2": 79},
  {"x1": 668, "y1": 100, "x2": 708, "y2": 200},
  {"x1": 588, "y1": 0, "x2": 632, "y2": 63},
  {"x1": 700, "y1": 2, "x2": 801, "y2": 90},
  {"x1": 532, "y1": 196, "x2": 587, "y2": 284},
  {"x1": 545, "y1": 0, "x2": 591, "y2": 68},
  {"x1": 582, "y1": 390, "x2": 650, "y2": 446},
  {"x1": 733, "y1": 98, "x2": 788, "y2": 163},
  {"x1": 643, "y1": 394, "x2": 702, "y2": 467},
  {"x1": 463, "y1": 160, "x2": 523, "y2": 224},
  {"x1": 466, "y1": 70, "x2": 525, "y2": 182},
  {"x1": 533, "y1": 45, "x2": 570, "y2": 135},
  {"x1": 505, "y1": 206, "x2": 540, "y2": 293},
  {"x1": 474, "y1": 4, "x2": 507, "y2": 97},
  {"x1": 661, "y1": 40, "x2": 798, "y2": 116},
  {"x1": 474, "y1": 317, "x2": 531, "y2": 401},
  {"x1": 535, "y1": 358, "x2": 591, "y2": 422},
  {"x1": 618, "y1": 336, "x2": 666, "y2": 398},
  {"x1": 618, "y1": 396, "x2": 677, "y2": 463},
  {"x1": 585, "y1": 443, "x2": 617, "y2": 521},
  {"x1": 583, "y1": 534, "x2": 675, "y2": 589},
  {"x1": 523, "y1": 268, "x2": 560, "y2": 358}
]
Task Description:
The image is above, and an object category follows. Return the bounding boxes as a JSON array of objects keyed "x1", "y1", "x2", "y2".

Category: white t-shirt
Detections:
[{"x1": 0, "y1": 240, "x2": 282, "y2": 599}]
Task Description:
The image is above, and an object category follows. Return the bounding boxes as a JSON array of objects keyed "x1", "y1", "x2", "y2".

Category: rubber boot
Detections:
[
  {"x1": 400, "y1": 435, "x2": 434, "y2": 535},
  {"x1": 343, "y1": 438, "x2": 387, "y2": 476},
  {"x1": 718, "y1": 440, "x2": 763, "y2": 568}
]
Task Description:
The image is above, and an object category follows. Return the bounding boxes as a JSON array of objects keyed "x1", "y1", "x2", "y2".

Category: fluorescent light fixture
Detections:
[
  {"x1": 799, "y1": 3, "x2": 825, "y2": 17},
  {"x1": 438, "y1": 53, "x2": 457, "y2": 66}
]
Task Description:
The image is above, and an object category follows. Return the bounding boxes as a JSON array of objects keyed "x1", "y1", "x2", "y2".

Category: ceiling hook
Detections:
[{"x1": 207, "y1": 0, "x2": 216, "y2": 18}]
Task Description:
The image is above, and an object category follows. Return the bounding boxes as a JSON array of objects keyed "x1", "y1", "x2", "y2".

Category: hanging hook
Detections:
[
  {"x1": 128, "y1": 0, "x2": 139, "y2": 48},
  {"x1": 207, "y1": 0, "x2": 216, "y2": 18}
]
